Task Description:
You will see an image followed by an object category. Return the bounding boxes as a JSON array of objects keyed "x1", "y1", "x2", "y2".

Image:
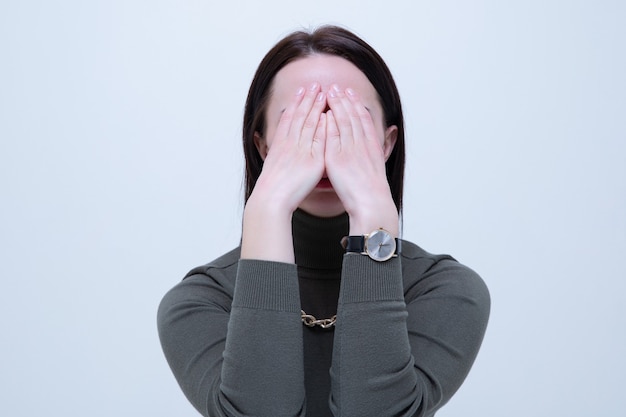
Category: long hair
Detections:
[{"x1": 242, "y1": 25, "x2": 406, "y2": 213}]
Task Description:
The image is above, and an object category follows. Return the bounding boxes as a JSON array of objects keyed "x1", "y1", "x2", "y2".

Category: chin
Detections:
[{"x1": 299, "y1": 193, "x2": 345, "y2": 218}]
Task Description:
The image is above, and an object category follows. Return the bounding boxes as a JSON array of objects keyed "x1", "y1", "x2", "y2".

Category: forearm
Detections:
[
  {"x1": 219, "y1": 260, "x2": 305, "y2": 416},
  {"x1": 157, "y1": 261, "x2": 306, "y2": 417},
  {"x1": 240, "y1": 192, "x2": 295, "y2": 263},
  {"x1": 330, "y1": 255, "x2": 420, "y2": 417},
  {"x1": 329, "y1": 253, "x2": 491, "y2": 417},
  {"x1": 347, "y1": 191, "x2": 399, "y2": 237}
]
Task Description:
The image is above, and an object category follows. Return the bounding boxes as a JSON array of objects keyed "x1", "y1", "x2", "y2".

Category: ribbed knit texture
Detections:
[
  {"x1": 157, "y1": 211, "x2": 490, "y2": 417},
  {"x1": 292, "y1": 209, "x2": 348, "y2": 269},
  {"x1": 233, "y1": 260, "x2": 299, "y2": 312},
  {"x1": 340, "y1": 254, "x2": 404, "y2": 303}
]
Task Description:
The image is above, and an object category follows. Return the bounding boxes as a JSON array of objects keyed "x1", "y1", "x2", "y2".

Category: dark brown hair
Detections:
[{"x1": 242, "y1": 25, "x2": 406, "y2": 213}]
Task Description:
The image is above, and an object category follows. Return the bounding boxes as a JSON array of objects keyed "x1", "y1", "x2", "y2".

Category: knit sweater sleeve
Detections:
[
  {"x1": 329, "y1": 251, "x2": 490, "y2": 417},
  {"x1": 157, "y1": 256, "x2": 306, "y2": 417}
]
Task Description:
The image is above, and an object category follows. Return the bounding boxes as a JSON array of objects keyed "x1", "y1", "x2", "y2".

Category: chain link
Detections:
[{"x1": 301, "y1": 310, "x2": 336, "y2": 329}]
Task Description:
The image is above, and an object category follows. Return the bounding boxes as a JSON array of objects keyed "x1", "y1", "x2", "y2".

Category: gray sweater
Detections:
[{"x1": 157, "y1": 210, "x2": 490, "y2": 417}]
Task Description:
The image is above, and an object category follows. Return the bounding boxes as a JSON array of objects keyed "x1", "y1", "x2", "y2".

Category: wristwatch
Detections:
[{"x1": 341, "y1": 228, "x2": 399, "y2": 262}]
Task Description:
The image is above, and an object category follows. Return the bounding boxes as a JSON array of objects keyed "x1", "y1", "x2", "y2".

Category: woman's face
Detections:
[{"x1": 257, "y1": 54, "x2": 394, "y2": 218}]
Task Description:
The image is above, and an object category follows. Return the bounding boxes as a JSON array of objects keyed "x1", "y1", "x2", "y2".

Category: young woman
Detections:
[{"x1": 158, "y1": 25, "x2": 490, "y2": 417}]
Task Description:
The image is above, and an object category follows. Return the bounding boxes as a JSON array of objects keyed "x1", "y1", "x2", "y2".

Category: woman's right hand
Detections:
[
  {"x1": 241, "y1": 83, "x2": 327, "y2": 263},
  {"x1": 249, "y1": 82, "x2": 327, "y2": 213}
]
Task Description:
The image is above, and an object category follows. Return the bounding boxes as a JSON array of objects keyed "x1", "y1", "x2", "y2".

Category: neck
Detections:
[{"x1": 292, "y1": 209, "x2": 348, "y2": 269}]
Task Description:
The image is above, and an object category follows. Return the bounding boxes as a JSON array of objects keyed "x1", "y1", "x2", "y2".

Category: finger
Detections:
[
  {"x1": 274, "y1": 86, "x2": 306, "y2": 144},
  {"x1": 312, "y1": 112, "x2": 327, "y2": 155},
  {"x1": 345, "y1": 87, "x2": 378, "y2": 144},
  {"x1": 301, "y1": 90, "x2": 327, "y2": 146},
  {"x1": 289, "y1": 82, "x2": 322, "y2": 142},
  {"x1": 327, "y1": 84, "x2": 354, "y2": 144},
  {"x1": 325, "y1": 109, "x2": 340, "y2": 149},
  {"x1": 314, "y1": 112, "x2": 326, "y2": 141}
]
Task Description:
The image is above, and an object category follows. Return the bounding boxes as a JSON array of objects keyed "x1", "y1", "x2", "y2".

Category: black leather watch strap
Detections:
[
  {"x1": 341, "y1": 235, "x2": 400, "y2": 255},
  {"x1": 342, "y1": 235, "x2": 366, "y2": 253}
]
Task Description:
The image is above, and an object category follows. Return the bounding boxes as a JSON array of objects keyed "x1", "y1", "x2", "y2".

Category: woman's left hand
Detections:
[{"x1": 325, "y1": 84, "x2": 399, "y2": 236}]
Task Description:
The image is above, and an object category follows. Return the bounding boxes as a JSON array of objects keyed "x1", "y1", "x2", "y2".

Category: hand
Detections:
[
  {"x1": 325, "y1": 84, "x2": 399, "y2": 236},
  {"x1": 250, "y1": 83, "x2": 327, "y2": 214},
  {"x1": 241, "y1": 83, "x2": 327, "y2": 262}
]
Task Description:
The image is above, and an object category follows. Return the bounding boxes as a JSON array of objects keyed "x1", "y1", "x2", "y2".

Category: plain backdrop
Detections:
[{"x1": 1, "y1": 1, "x2": 624, "y2": 416}]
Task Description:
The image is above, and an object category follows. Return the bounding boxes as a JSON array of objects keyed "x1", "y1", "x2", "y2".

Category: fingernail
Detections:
[
  {"x1": 346, "y1": 88, "x2": 355, "y2": 97},
  {"x1": 309, "y1": 82, "x2": 319, "y2": 92},
  {"x1": 296, "y1": 87, "x2": 305, "y2": 96},
  {"x1": 316, "y1": 92, "x2": 325, "y2": 101},
  {"x1": 332, "y1": 84, "x2": 341, "y2": 93},
  {"x1": 328, "y1": 87, "x2": 337, "y2": 98}
]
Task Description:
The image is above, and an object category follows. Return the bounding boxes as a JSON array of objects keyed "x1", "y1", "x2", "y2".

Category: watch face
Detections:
[{"x1": 365, "y1": 229, "x2": 396, "y2": 262}]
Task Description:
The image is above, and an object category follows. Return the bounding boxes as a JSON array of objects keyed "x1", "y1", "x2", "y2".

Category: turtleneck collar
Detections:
[{"x1": 292, "y1": 209, "x2": 348, "y2": 270}]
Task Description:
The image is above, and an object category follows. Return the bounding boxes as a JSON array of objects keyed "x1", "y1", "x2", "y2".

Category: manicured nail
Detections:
[
  {"x1": 296, "y1": 87, "x2": 305, "y2": 96},
  {"x1": 328, "y1": 85, "x2": 338, "y2": 98}
]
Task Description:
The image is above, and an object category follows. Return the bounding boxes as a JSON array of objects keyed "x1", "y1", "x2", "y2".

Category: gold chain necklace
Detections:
[{"x1": 301, "y1": 310, "x2": 336, "y2": 329}]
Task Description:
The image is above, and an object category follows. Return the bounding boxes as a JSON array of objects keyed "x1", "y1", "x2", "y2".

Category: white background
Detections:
[{"x1": 1, "y1": 1, "x2": 624, "y2": 416}]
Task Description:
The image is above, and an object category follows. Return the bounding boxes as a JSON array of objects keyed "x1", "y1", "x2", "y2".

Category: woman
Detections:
[{"x1": 158, "y1": 25, "x2": 490, "y2": 417}]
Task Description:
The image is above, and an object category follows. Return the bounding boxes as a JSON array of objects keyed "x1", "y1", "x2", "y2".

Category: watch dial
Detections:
[{"x1": 366, "y1": 229, "x2": 396, "y2": 261}]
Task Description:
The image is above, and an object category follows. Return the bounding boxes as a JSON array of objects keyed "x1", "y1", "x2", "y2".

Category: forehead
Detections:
[{"x1": 270, "y1": 54, "x2": 379, "y2": 103}]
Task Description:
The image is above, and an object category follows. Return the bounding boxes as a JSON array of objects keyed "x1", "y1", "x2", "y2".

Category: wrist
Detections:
[
  {"x1": 342, "y1": 227, "x2": 399, "y2": 262},
  {"x1": 241, "y1": 195, "x2": 295, "y2": 263},
  {"x1": 245, "y1": 191, "x2": 296, "y2": 220},
  {"x1": 249, "y1": 173, "x2": 304, "y2": 215},
  {"x1": 341, "y1": 183, "x2": 399, "y2": 236},
  {"x1": 348, "y1": 203, "x2": 399, "y2": 237}
]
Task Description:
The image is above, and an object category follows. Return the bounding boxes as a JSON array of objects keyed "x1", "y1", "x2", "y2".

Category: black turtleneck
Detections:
[
  {"x1": 292, "y1": 209, "x2": 348, "y2": 415},
  {"x1": 292, "y1": 209, "x2": 347, "y2": 319}
]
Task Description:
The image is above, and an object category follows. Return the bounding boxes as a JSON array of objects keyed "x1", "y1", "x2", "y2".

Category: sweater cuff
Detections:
[
  {"x1": 233, "y1": 259, "x2": 300, "y2": 312},
  {"x1": 340, "y1": 254, "x2": 404, "y2": 304}
]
